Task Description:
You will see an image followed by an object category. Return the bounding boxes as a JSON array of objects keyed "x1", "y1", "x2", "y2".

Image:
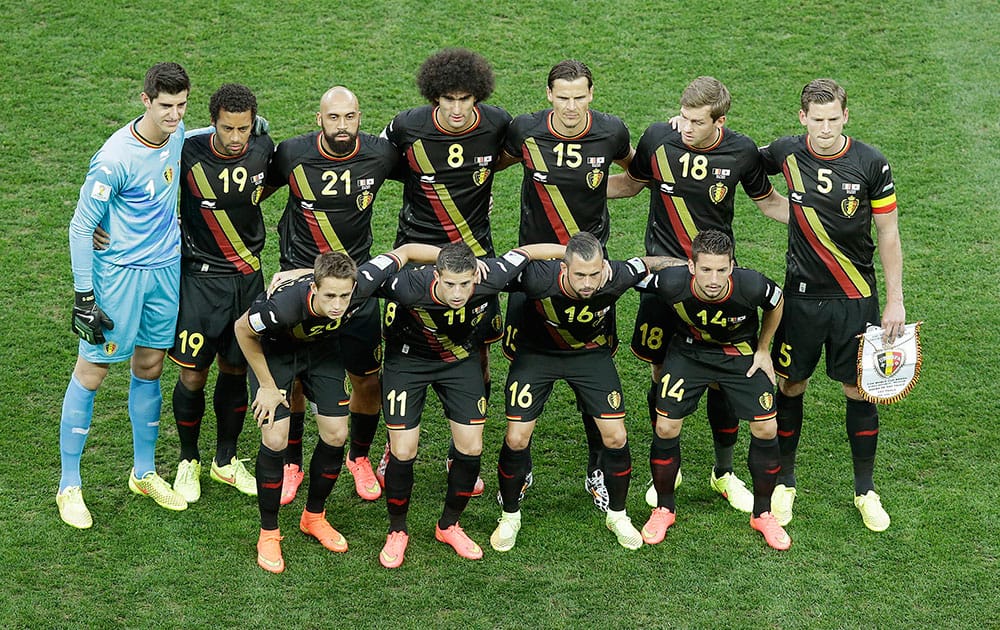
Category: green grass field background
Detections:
[{"x1": 1, "y1": 1, "x2": 997, "y2": 627}]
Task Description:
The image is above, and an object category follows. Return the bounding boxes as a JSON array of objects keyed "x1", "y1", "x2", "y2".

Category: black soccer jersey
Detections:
[
  {"x1": 179, "y1": 131, "x2": 275, "y2": 275},
  {"x1": 627, "y1": 124, "x2": 773, "y2": 258},
  {"x1": 382, "y1": 249, "x2": 532, "y2": 362},
  {"x1": 637, "y1": 266, "x2": 782, "y2": 356},
  {"x1": 505, "y1": 109, "x2": 631, "y2": 246},
  {"x1": 384, "y1": 104, "x2": 512, "y2": 256},
  {"x1": 759, "y1": 135, "x2": 897, "y2": 299},
  {"x1": 246, "y1": 253, "x2": 401, "y2": 351},
  {"x1": 509, "y1": 257, "x2": 647, "y2": 353},
  {"x1": 267, "y1": 131, "x2": 397, "y2": 268}
]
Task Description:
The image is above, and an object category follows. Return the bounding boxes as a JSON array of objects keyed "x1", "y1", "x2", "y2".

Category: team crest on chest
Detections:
[
  {"x1": 758, "y1": 391, "x2": 773, "y2": 410},
  {"x1": 163, "y1": 167, "x2": 174, "y2": 184},
  {"x1": 708, "y1": 182, "x2": 728, "y2": 204},
  {"x1": 251, "y1": 186, "x2": 263, "y2": 205},
  {"x1": 586, "y1": 168, "x2": 604, "y2": 190},
  {"x1": 357, "y1": 189, "x2": 374, "y2": 211},
  {"x1": 472, "y1": 167, "x2": 491, "y2": 187},
  {"x1": 841, "y1": 195, "x2": 860, "y2": 217},
  {"x1": 607, "y1": 390, "x2": 622, "y2": 409}
]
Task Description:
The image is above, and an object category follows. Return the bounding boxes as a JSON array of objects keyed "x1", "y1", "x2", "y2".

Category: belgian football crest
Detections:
[
  {"x1": 856, "y1": 321, "x2": 923, "y2": 404},
  {"x1": 472, "y1": 167, "x2": 491, "y2": 187},
  {"x1": 163, "y1": 167, "x2": 174, "y2": 184},
  {"x1": 708, "y1": 182, "x2": 729, "y2": 204},
  {"x1": 251, "y1": 186, "x2": 264, "y2": 206},
  {"x1": 586, "y1": 168, "x2": 604, "y2": 190},
  {"x1": 104, "y1": 341, "x2": 118, "y2": 356},
  {"x1": 841, "y1": 195, "x2": 859, "y2": 218},
  {"x1": 356, "y1": 189, "x2": 374, "y2": 211},
  {"x1": 758, "y1": 391, "x2": 774, "y2": 411},
  {"x1": 607, "y1": 390, "x2": 622, "y2": 409},
  {"x1": 477, "y1": 397, "x2": 487, "y2": 415}
]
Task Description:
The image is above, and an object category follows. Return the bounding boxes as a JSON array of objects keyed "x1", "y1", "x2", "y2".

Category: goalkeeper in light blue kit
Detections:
[{"x1": 57, "y1": 62, "x2": 192, "y2": 529}]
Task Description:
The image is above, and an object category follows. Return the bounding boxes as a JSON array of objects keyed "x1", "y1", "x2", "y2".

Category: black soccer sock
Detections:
[
  {"x1": 497, "y1": 441, "x2": 531, "y2": 513},
  {"x1": 385, "y1": 453, "x2": 415, "y2": 533},
  {"x1": 581, "y1": 413, "x2": 603, "y2": 474},
  {"x1": 846, "y1": 398, "x2": 879, "y2": 495},
  {"x1": 213, "y1": 371, "x2": 247, "y2": 466},
  {"x1": 348, "y1": 410, "x2": 379, "y2": 461},
  {"x1": 650, "y1": 435, "x2": 680, "y2": 511},
  {"x1": 748, "y1": 435, "x2": 781, "y2": 517},
  {"x1": 775, "y1": 390, "x2": 804, "y2": 487},
  {"x1": 602, "y1": 443, "x2": 632, "y2": 513},
  {"x1": 256, "y1": 444, "x2": 285, "y2": 530},
  {"x1": 305, "y1": 439, "x2": 345, "y2": 514},
  {"x1": 647, "y1": 380, "x2": 658, "y2": 429},
  {"x1": 440, "y1": 450, "x2": 481, "y2": 529},
  {"x1": 173, "y1": 380, "x2": 205, "y2": 462},
  {"x1": 285, "y1": 411, "x2": 305, "y2": 467},
  {"x1": 707, "y1": 387, "x2": 739, "y2": 476}
]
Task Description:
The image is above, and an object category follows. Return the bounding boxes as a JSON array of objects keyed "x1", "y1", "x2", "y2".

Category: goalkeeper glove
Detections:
[
  {"x1": 253, "y1": 115, "x2": 270, "y2": 136},
  {"x1": 71, "y1": 290, "x2": 115, "y2": 345}
]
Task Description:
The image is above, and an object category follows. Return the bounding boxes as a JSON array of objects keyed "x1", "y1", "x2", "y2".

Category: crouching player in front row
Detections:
[
  {"x1": 234, "y1": 244, "x2": 438, "y2": 573},
  {"x1": 639, "y1": 229, "x2": 790, "y2": 550}
]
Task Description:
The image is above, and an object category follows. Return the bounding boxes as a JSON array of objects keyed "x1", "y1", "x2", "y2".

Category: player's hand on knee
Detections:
[
  {"x1": 253, "y1": 387, "x2": 289, "y2": 427},
  {"x1": 72, "y1": 290, "x2": 115, "y2": 345}
]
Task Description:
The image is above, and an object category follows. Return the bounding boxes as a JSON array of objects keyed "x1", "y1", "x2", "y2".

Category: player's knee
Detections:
[
  {"x1": 655, "y1": 417, "x2": 682, "y2": 440},
  {"x1": 179, "y1": 367, "x2": 209, "y2": 391},
  {"x1": 316, "y1": 415, "x2": 349, "y2": 446},
  {"x1": 504, "y1": 426, "x2": 532, "y2": 451},
  {"x1": 260, "y1": 425, "x2": 290, "y2": 452},
  {"x1": 131, "y1": 348, "x2": 166, "y2": 380},
  {"x1": 389, "y1": 430, "x2": 419, "y2": 460},
  {"x1": 599, "y1": 422, "x2": 628, "y2": 449},
  {"x1": 73, "y1": 357, "x2": 109, "y2": 390},
  {"x1": 778, "y1": 377, "x2": 808, "y2": 397},
  {"x1": 750, "y1": 419, "x2": 777, "y2": 440}
]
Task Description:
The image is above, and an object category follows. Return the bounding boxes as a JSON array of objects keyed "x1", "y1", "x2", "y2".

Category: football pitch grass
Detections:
[{"x1": 1, "y1": 1, "x2": 997, "y2": 627}]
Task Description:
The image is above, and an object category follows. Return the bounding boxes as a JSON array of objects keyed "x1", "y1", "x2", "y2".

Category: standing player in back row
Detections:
[
  {"x1": 58, "y1": 62, "x2": 191, "y2": 528},
  {"x1": 169, "y1": 84, "x2": 275, "y2": 503},
  {"x1": 267, "y1": 86, "x2": 399, "y2": 504},
  {"x1": 607, "y1": 76, "x2": 788, "y2": 514},
  {"x1": 380, "y1": 48, "x2": 513, "y2": 493},
  {"x1": 759, "y1": 79, "x2": 905, "y2": 532},
  {"x1": 501, "y1": 59, "x2": 633, "y2": 511}
]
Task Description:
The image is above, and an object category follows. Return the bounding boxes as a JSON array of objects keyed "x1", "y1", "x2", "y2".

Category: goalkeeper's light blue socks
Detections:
[
  {"x1": 129, "y1": 372, "x2": 162, "y2": 478},
  {"x1": 60, "y1": 375, "x2": 96, "y2": 491}
]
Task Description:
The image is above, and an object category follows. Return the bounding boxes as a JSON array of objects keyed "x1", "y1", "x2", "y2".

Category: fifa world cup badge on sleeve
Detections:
[{"x1": 856, "y1": 322, "x2": 923, "y2": 404}]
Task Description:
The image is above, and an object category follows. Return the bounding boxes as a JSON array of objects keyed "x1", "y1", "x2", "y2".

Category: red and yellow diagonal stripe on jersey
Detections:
[
  {"x1": 671, "y1": 303, "x2": 753, "y2": 356},
  {"x1": 303, "y1": 208, "x2": 347, "y2": 255},
  {"x1": 201, "y1": 209, "x2": 261, "y2": 273},
  {"x1": 290, "y1": 165, "x2": 317, "y2": 201},
  {"x1": 413, "y1": 309, "x2": 470, "y2": 362},
  {"x1": 652, "y1": 146, "x2": 698, "y2": 256},
  {"x1": 408, "y1": 141, "x2": 487, "y2": 256},
  {"x1": 784, "y1": 155, "x2": 872, "y2": 299},
  {"x1": 538, "y1": 298, "x2": 605, "y2": 350},
  {"x1": 524, "y1": 138, "x2": 580, "y2": 243}
]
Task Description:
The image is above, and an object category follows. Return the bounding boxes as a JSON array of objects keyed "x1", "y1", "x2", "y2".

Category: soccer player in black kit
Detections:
[
  {"x1": 501, "y1": 59, "x2": 634, "y2": 511},
  {"x1": 608, "y1": 76, "x2": 788, "y2": 514},
  {"x1": 267, "y1": 86, "x2": 398, "y2": 504},
  {"x1": 759, "y1": 79, "x2": 905, "y2": 532},
  {"x1": 168, "y1": 84, "x2": 275, "y2": 504},
  {"x1": 636, "y1": 230, "x2": 789, "y2": 551}
]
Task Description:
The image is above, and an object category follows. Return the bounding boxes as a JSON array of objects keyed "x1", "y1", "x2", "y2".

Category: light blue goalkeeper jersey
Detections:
[{"x1": 69, "y1": 118, "x2": 184, "y2": 291}]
